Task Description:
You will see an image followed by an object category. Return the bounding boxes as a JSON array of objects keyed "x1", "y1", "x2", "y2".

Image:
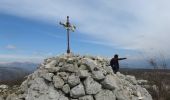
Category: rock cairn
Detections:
[{"x1": 5, "y1": 54, "x2": 152, "y2": 100}]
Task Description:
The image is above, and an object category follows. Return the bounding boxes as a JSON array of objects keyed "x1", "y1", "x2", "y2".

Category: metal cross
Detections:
[{"x1": 59, "y1": 16, "x2": 76, "y2": 54}]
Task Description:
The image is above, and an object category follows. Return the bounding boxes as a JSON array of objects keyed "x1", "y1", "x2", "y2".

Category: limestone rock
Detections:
[
  {"x1": 0, "y1": 97, "x2": 4, "y2": 100},
  {"x1": 6, "y1": 94, "x2": 20, "y2": 100},
  {"x1": 78, "y1": 70, "x2": 90, "y2": 78},
  {"x1": 59, "y1": 95, "x2": 69, "y2": 100},
  {"x1": 42, "y1": 73, "x2": 54, "y2": 81},
  {"x1": 46, "y1": 67, "x2": 60, "y2": 73},
  {"x1": 84, "y1": 77, "x2": 102, "y2": 94},
  {"x1": 137, "y1": 80, "x2": 148, "y2": 85},
  {"x1": 60, "y1": 64, "x2": 79, "y2": 73},
  {"x1": 79, "y1": 65, "x2": 87, "y2": 70},
  {"x1": 114, "y1": 89, "x2": 131, "y2": 100},
  {"x1": 53, "y1": 75, "x2": 64, "y2": 89},
  {"x1": 45, "y1": 60, "x2": 58, "y2": 68},
  {"x1": 82, "y1": 58, "x2": 97, "y2": 71},
  {"x1": 57, "y1": 72, "x2": 69, "y2": 82},
  {"x1": 62, "y1": 84, "x2": 70, "y2": 94},
  {"x1": 92, "y1": 70, "x2": 105, "y2": 80},
  {"x1": 68, "y1": 74, "x2": 80, "y2": 87},
  {"x1": 0, "y1": 85, "x2": 8, "y2": 89},
  {"x1": 126, "y1": 75, "x2": 137, "y2": 85},
  {"x1": 95, "y1": 90, "x2": 116, "y2": 100},
  {"x1": 116, "y1": 72, "x2": 125, "y2": 79},
  {"x1": 79, "y1": 95, "x2": 94, "y2": 100},
  {"x1": 101, "y1": 75, "x2": 118, "y2": 90},
  {"x1": 70, "y1": 83, "x2": 85, "y2": 98},
  {"x1": 25, "y1": 78, "x2": 60, "y2": 100}
]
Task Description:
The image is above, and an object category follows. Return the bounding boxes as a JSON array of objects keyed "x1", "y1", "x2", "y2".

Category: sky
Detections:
[{"x1": 0, "y1": 0, "x2": 170, "y2": 68}]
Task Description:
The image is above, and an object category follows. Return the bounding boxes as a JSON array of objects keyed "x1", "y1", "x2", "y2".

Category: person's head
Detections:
[{"x1": 114, "y1": 54, "x2": 118, "y2": 58}]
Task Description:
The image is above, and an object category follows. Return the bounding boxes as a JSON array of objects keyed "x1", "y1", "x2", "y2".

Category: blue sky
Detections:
[
  {"x1": 0, "y1": 13, "x2": 136, "y2": 63},
  {"x1": 0, "y1": 0, "x2": 170, "y2": 68}
]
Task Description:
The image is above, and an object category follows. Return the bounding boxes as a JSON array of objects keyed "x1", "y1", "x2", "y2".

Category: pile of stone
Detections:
[
  {"x1": 5, "y1": 54, "x2": 152, "y2": 100},
  {"x1": 0, "y1": 85, "x2": 8, "y2": 92},
  {"x1": 0, "y1": 85, "x2": 9, "y2": 99}
]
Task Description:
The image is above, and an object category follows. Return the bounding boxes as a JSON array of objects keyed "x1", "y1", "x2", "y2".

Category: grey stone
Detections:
[
  {"x1": 0, "y1": 97, "x2": 4, "y2": 100},
  {"x1": 53, "y1": 75, "x2": 64, "y2": 89},
  {"x1": 102, "y1": 66, "x2": 114, "y2": 75},
  {"x1": 78, "y1": 70, "x2": 90, "y2": 78},
  {"x1": 116, "y1": 72, "x2": 125, "y2": 79},
  {"x1": 42, "y1": 73, "x2": 54, "y2": 81},
  {"x1": 57, "y1": 72, "x2": 69, "y2": 82},
  {"x1": 136, "y1": 86, "x2": 152, "y2": 100},
  {"x1": 126, "y1": 75, "x2": 137, "y2": 85},
  {"x1": 79, "y1": 95, "x2": 94, "y2": 100},
  {"x1": 60, "y1": 64, "x2": 79, "y2": 73},
  {"x1": 24, "y1": 78, "x2": 53, "y2": 100},
  {"x1": 82, "y1": 58, "x2": 97, "y2": 71},
  {"x1": 48, "y1": 86, "x2": 60, "y2": 99},
  {"x1": 59, "y1": 62, "x2": 65, "y2": 67},
  {"x1": 0, "y1": 85, "x2": 8, "y2": 89},
  {"x1": 84, "y1": 77, "x2": 102, "y2": 94},
  {"x1": 59, "y1": 95, "x2": 69, "y2": 100},
  {"x1": 95, "y1": 90, "x2": 116, "y2": 100},
  {"x1": 62, "y1": 84, "x2": 70, "y2": 94},
  {"x1": 92, "y1": 71, "x2": 105, "y2": 80},
  {"x1": 115, "y1": 89, "x2": 131, "y2": 100},
  {"x1": 79, "y1": 65, "x2": 87, "y2": 70},
  {"x1": 28, "y1": 78, "x2": 48, "y2": 92},
  {"x1": 137, "y1": 80, "x2": 148, "y2": 85},
  {"x1": 70, "y1": 83, "x2": 85, "y2": 98},
  {"x1": 6, "y1": 94, "x2": 20, "y2": 100},
  {"x1": 67, "y1": 58, "x2": 75, "y2": 64},
  {"x1": 30, "y1": 69, "x2": 48, "y2": 79},
  {"x1": 46, "y1": 67, "x2": 60, "y2": 73},
  {"x1": 68, "y1": 74, "x2": 80, "y2": 87},
  {"x1": 45, "y1": 60, "x2": 58, "y2": 68},
  {"x1": 101, "y1": 75, "x2": 118, "y2": 90}
]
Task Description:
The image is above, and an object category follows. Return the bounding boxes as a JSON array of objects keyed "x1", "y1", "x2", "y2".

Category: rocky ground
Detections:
[{"x1": 0, "y1": 54, "x2": 152, "y2": 100}]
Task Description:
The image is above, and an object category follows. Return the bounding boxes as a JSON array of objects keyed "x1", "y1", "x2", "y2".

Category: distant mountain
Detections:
[
  {"x1": 0, "y1": 62, "x2": 39, "y2": 82},
  {"x1": 120, "y1": 59, "x2": 170, "y2": 69},
  {"x1": 0, "y1": 62, "x2": 39, "y2": 72}
]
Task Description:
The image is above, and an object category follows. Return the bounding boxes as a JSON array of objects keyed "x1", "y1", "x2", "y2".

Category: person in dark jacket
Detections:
[{"x1": 110, "y1": 54, "x2": 127, "y2": 74}]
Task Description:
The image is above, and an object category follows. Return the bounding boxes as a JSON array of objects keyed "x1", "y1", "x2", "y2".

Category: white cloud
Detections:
[
  {"x1": 0, "y1": 0, "x2": 170, "y2": 56},
  {"x1": 5, "y1": 44, "x2": 16, "y2": 50}
]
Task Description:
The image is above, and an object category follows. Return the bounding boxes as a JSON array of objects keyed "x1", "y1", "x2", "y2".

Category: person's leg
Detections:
[
  {"x1": 112, "y1": 66, "x2": 116, "y2": 74},
  {"x1": 114, "y1": 66, "x2": 118, "y2": 74},
  {"x1": 114, "y1": 70, "x2": 116, "y2": 74},
  {"x1": 117, "y1": 66, "x2": 119, "y2": 72}
]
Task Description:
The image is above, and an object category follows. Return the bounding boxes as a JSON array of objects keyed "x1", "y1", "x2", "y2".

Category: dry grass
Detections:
[{"x1": 121, "y1": 68, "x2": 170, "y2": 100}]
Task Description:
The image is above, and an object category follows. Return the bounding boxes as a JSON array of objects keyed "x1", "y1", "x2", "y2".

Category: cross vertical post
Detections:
[
  {"x1": 59, "y1": 16, "x2": 76, "y2": 54},
  {"x1": 66, "y1": 16, "x2": 70, "y2": 54}
]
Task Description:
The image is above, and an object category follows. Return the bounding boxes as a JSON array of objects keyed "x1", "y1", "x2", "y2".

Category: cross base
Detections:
[{"x1": 67, "y1": 49, "x2": 70, "y2": 54}]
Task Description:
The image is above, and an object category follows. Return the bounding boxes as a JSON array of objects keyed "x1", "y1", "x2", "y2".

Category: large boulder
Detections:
[
  {"x1": 84, "y1": 77, "x2": 102, "y2": 94},
  {"x1": 70, "y1": 83, "x2": 85, "y2": 98},
  {"x1": 68, "y1": 74, "x2": 80, "y2": 87},
  {"x1": 95, "y1": 90, "x2": 116, "y2": 100},
  {"x1": 101, "y1": 75, "x2": 118, "y2": 90},
  {"x1": 53, "y1": 75, "x2": 64, "y2": 89}
]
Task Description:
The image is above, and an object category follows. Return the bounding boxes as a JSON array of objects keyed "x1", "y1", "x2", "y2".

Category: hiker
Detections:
[{"x1": 110, "y1": 54, "x2": 127, "y2": 74}]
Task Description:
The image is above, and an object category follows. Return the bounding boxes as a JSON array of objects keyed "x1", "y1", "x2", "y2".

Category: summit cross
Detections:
[{"x1": 59, "y1": 16, "x2": 76, "y2": 54}]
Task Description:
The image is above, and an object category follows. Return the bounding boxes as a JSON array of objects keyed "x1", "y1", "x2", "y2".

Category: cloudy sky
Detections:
[{"x1": 0, "y1": 0, "x2": 170, "y2": 67}]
